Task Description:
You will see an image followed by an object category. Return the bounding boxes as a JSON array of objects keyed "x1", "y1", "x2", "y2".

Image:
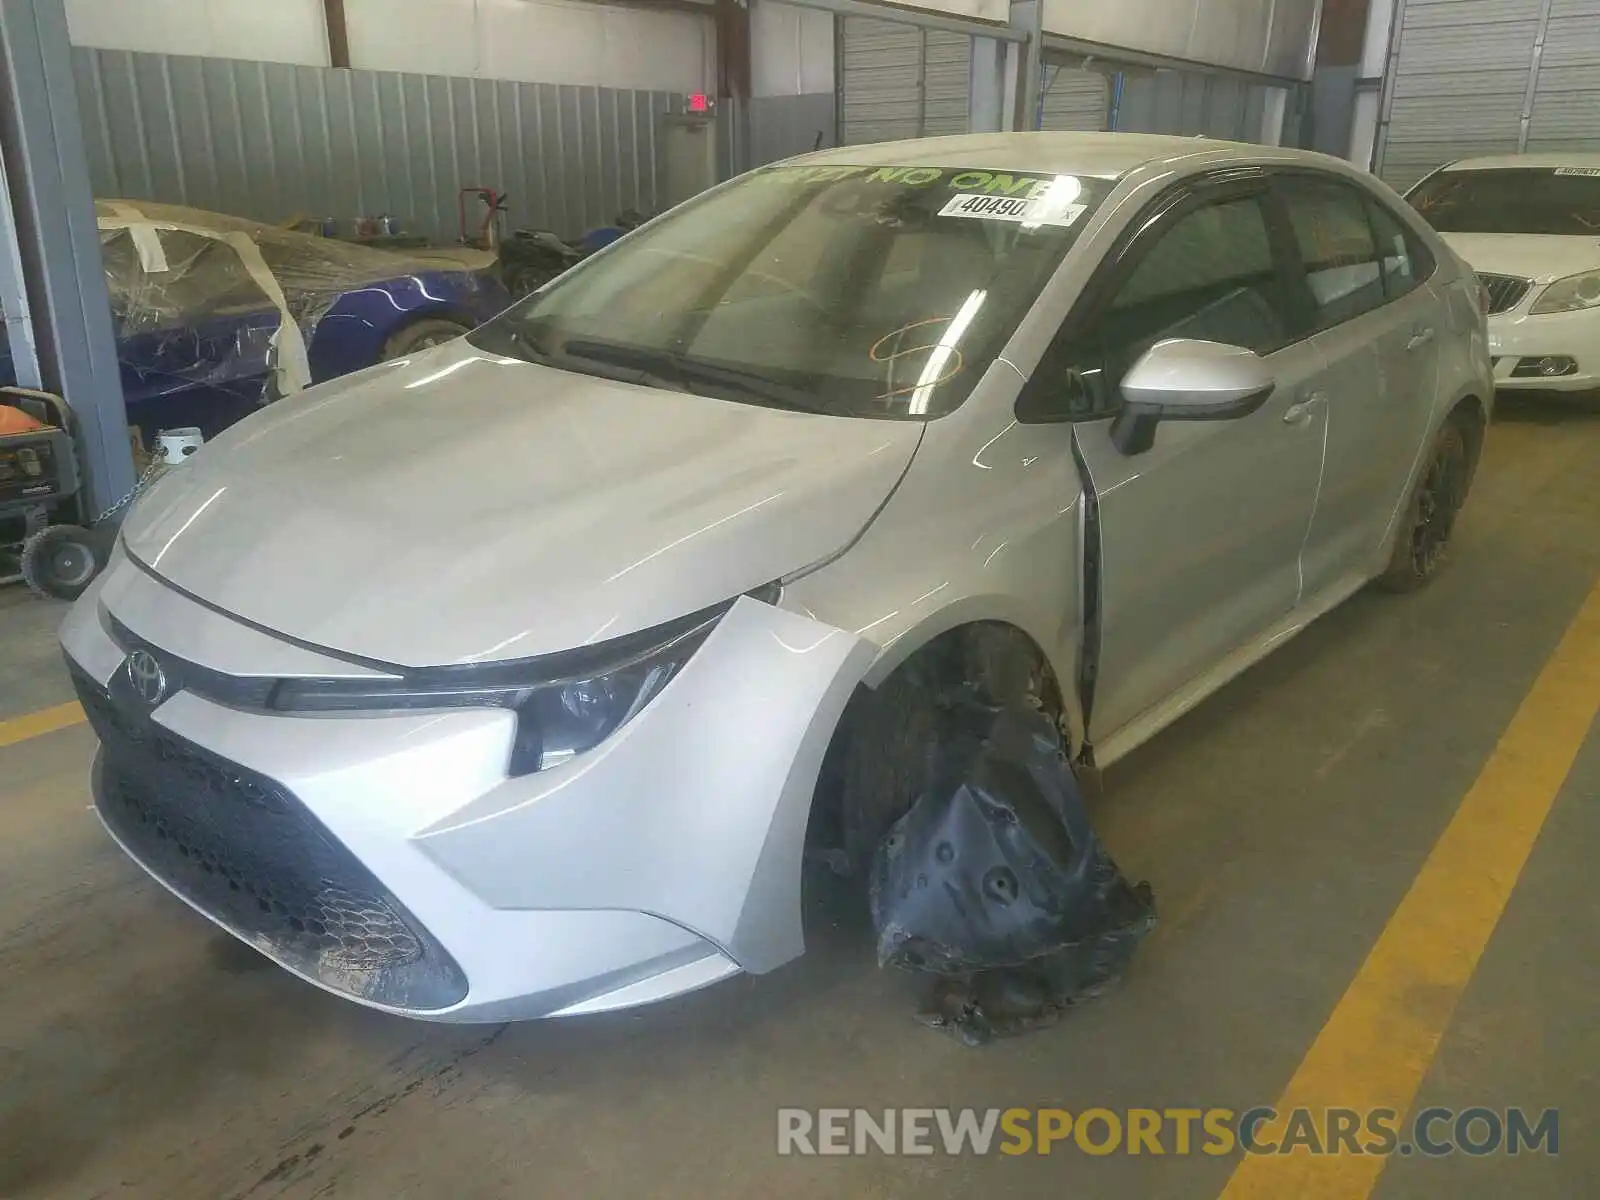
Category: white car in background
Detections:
[{"x1": 1408, "y1": 153, "x2": 1600, "y2": 399}]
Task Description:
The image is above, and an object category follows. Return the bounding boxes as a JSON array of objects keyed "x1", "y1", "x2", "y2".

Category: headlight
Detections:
[
  {"x1": 1530, "y1": 270, "x2": 1600, "y2": 315},
  {"x1": 269, "y1": 592, "x2": 771, "y2": 774}
]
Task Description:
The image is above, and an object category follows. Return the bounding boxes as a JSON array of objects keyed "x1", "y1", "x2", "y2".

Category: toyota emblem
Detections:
[{"x1": 125, "y1": 650, "x2": 168, "y2": 706}]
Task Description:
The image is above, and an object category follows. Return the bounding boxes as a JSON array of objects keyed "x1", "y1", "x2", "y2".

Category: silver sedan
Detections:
[{"x1": 62, "y1": 132, "x2": 1493, "y2": 1021}]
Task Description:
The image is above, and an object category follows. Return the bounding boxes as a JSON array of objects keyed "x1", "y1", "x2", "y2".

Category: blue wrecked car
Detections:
[{"x1": 9, "y1": 200, "x2": 512, "y2": 443}]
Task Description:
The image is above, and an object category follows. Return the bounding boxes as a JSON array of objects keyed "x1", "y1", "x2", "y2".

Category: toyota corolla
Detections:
[{"x1": 62, "y1": 133, "x2": 1493, "y2": 1021}]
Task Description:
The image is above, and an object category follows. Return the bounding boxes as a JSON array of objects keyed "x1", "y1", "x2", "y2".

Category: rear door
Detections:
[
  {"x1": 1273, "y1": 174, "x2": 1445, "y2": 600},
  {"x1": 1033, "y1": 175, "x2": 1329, "y2": 745}
]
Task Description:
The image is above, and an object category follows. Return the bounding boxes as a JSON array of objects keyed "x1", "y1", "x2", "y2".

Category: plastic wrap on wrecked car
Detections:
[
  {"x1": 871, "y1": 702, "x2": 1156, "y2": 1044},
  {"x1": 98, "y1": 200, "x2": 495, "y2": 335},
  {"x1": 96, "y1": 200, "x2": 503, "y2": 426},
  {"x1": 101, "y1": 224, "x2": 284, "y2": 423}
]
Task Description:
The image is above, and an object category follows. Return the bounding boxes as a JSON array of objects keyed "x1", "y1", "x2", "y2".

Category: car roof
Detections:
[
  {"x1": 1438, "y1": 152, "x2": 1600, "y2": 172},
  {"x1": 782, "y1": 131, "x2": 1313, "y2": 180}
]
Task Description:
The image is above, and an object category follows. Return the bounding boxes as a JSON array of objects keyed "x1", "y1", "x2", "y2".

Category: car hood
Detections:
[
  {"x1": 1437, "y1": 232, "x2": 1600, "y2": 284},
  {"x1": 121, "y1": 344, "x2": 924, "y2": 667}
]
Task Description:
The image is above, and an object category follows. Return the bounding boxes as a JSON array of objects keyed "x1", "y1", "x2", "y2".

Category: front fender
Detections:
[{"x1": 417, "y1": 597, "x2": 875, "y2": 974}]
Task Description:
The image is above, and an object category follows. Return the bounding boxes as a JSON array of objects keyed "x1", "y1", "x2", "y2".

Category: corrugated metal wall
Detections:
[
  {"x1": 1115, "y1": 69, "x2": 1269, "y2": 142},
  {"x1": 743, "y1": 92, "x2": 838, "y2": 167},
  {"x1": 838, "y1": 17, "x2": 971, "y2": 145},
  {"x1": 73, "y1": 46, "x2": 684, "y2": 241}
]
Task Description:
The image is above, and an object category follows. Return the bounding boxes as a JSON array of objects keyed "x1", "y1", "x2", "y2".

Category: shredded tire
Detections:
[
  {"x1": 836, "y1": 626, "x2": 1055, "y2": 873},
  {"x1": 839, "y1": 668, "x2": 944, "y2": 874}
]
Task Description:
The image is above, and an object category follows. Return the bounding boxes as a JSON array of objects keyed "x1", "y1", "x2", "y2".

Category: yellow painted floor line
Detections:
[
  {"x1": 1218, "y1": 576, "x2": 1600, "y2": 1200},
  {"x1": 0, "y1": 701, "x2": 85, "y2": 749}
]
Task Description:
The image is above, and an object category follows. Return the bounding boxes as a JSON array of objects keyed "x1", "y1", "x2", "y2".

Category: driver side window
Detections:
[{"x1": 1039, "y1": 192, "x2": 1290, "y2": 419}]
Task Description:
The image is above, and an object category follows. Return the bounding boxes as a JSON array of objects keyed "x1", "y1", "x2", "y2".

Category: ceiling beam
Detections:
[{"x1": 323, "y1": 0, "x2": 351, "y2": 68}]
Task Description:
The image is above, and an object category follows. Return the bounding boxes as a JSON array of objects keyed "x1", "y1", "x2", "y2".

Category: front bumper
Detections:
[
  {"x1": 63, "y1": 550, "x2": 871, "y2": 1021},
  {"x1": 1488, "y1": 306, "x2": 1600, "y2": 392}
]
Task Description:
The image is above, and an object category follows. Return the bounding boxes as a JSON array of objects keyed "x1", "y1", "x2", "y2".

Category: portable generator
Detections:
[
  {"x1": 0, "y1": 386, "x2": 116, "y2": 599},
  {"x1": 1, "y1": 390, "x2": 76, "y2": 504}
]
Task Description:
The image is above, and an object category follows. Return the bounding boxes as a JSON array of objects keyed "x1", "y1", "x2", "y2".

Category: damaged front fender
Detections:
[{"x1": 418, "y1": 596, "x2": 875, "y2": 975}]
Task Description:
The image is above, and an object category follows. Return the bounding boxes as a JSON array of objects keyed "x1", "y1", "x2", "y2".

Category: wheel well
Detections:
[
  {"x1": 398, "y1": 304, "x2": 479, "y2": 332},
  {"x1": 377, "y1": 307, "x2": 480, "y2": 360},
  {"x1": 806, "y1": 621, "x2": 1063, "y2": 870}
]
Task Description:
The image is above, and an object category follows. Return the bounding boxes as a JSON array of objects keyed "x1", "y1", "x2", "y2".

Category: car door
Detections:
[
  {"x1": 1024, "y1": 175, "x2": 1329, "y2": 746},
  {"x1": 1273, "y1": 174, "x2": 1445, "y2": 601}
]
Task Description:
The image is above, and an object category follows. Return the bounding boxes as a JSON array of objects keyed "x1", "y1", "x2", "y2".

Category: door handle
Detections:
[
  {"x1": 1406, "y1": 327, "x2": 1436, "y2": 351},
  {"x1": 1282, "y1": 391, "x2": 1326, "y2": 425}
]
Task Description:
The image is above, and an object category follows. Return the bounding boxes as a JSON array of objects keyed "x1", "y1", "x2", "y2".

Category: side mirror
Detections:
[{"x1": 1110, "y1": 339, "x2": 1276, "y2": 455}]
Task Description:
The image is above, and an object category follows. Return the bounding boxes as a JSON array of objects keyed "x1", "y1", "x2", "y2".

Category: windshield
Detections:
[
  {"x1": 1408, "y1": 167, "x2": 1600, "y2": 235},
  {"x1": 469, "y1": 163, "x2": 1112, "y2": 419}
]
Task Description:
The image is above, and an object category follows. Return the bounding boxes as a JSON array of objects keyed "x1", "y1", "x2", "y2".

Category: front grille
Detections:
[
  {"x1": 73, "y1": 665, "x2": 467, "y2": 1010},
  {"x1": 1478, "y1": 272, "x2": 1533, "y2": 315},
  {"x1": 107, "y1": 613, "x2": 277, "y2": 709}
]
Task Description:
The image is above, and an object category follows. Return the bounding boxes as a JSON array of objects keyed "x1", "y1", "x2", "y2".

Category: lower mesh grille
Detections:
[{"x1": 74, "y1": 666, "x2": 467, "y2": 1010}]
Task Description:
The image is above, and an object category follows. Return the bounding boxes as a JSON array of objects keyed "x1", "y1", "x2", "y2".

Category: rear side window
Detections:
[
  {"x1": 1367, "y1": 199, "x2": 1434, "y2": 299},
  {"x1": 1278, "y1": 176, "x2": 1387, "y2": 330}
]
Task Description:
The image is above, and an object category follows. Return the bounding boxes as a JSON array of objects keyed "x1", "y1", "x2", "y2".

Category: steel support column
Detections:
[
  {"x1": 1009, "y1": 0, "x2": 1043, "y2": 130},
  {"x1": 1516, "y1": 0, "x2": 1557, "y2": 152},
  {"x1": 1259, "y1": 86, "x2": 1290, "y2": 146},
  {"x1": 0, "y1": 0, "x2": 132, "y2": 511},
  {"x1": 323, "y1": 0, "x2": 352, "y2": 69},
  {"x1": 0, "y1": 141, "x2": 37, "y2": 388},
  {"x1": 968, "y1": 37, "x2": 1007, "y2": 133}
]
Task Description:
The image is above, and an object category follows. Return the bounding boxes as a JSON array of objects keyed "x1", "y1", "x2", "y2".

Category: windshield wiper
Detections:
[
  {"x1": 561, "y1": 340, "x2": 822, "y2": 413},
  {"x1": 486, "y1": 328, "x2": 680, "y2": 390}
]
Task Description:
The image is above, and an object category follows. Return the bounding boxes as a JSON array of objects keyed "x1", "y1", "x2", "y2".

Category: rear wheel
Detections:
[
  {"x1": 1376, "y1": 416, "x2": 1471, "y2": 592},
  {"x1": 381, "y1": 317, "x2": 472, "y2": 361}
]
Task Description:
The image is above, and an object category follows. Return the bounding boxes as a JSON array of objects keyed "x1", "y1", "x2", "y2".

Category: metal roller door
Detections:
[
  {"x1": 1378, "y1": 0, "x2": 1551, "y2": 189},
  {"x1": 1039, "y1": 66, "x2": 1110, "y2": 131},
  {"x1": 1525, "y1": 0, "x2": 1600, "y2": 151},
  {"x1": 839, "y1": 17, "x2": 971, "y2": 145}
]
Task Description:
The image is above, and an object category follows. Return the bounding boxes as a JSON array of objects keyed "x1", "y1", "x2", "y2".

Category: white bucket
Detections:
[{"x1": 155, "y1": 427, "x2": 205, "y2": 466}]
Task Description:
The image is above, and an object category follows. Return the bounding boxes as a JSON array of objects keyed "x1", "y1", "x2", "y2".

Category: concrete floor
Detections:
[{"x1": 2, "y1": 395, "x2": 1598, "y2": 1200}]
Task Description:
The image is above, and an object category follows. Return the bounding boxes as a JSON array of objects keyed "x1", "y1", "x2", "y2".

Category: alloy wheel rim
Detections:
[{"x1": 1411, "y1": 438, "x2": 1462, "y2": 575}]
